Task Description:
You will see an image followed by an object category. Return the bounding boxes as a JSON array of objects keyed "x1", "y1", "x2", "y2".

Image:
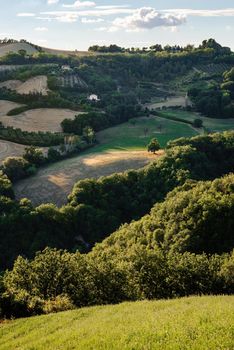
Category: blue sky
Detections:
[{"x1": 0, "y1": 0, "x2": 234, "y2": 50}]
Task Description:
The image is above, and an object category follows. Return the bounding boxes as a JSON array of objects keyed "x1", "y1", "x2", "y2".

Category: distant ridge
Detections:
[
  {"x1": 41, "y1": 46, "x2": 92, "y2": 57},
  {"x1": 0, "y1": 41, "x2": 91, "y2": 58},
  {"x1": 0, "y1": 42, "x2": 38, "y2": 57}
]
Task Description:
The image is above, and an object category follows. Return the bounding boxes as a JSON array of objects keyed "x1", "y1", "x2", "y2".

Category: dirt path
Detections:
[
  {"x1": 14, "y1": 150, "x2": 162, "y2": 207},
  {"x1": 145, "y1": 96, "x2": 192, "y2": 109}
]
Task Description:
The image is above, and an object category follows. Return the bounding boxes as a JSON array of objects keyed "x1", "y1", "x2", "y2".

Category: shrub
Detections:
[
  {"x1": 23, "y1": 146, "x2": 45, "y2": 166},
  {"x1": 147, "y1": 138, "x2": 161, "y2": 153},
  {"x1": 2, "y1": 157, "x2": 30, "y2": 182},
  {"x1": 43, "y1": 295, "x2": 75, "y2": 314}
]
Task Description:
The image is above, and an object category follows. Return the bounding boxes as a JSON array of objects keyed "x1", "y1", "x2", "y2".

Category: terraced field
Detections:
[{"x1": 58, "y1": 74, "x2": 88, "y2": 88}]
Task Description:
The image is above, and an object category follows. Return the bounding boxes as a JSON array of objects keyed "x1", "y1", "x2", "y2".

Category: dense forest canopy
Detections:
[
  {"x1": 0, "y1": 131, "x2": 233, "y2": 270},
  {"x1": 0, "y1": 174, "x2": 233, "y2": 318},
  {"x1": 189, "y1": 66, "x2": 234, "y2": 118}
]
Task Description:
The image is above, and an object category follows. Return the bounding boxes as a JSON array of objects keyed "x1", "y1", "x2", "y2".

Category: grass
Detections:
[
  {"x1": 159, "y1": 110, "x2": 234, "y2": 133},
  {"x1": 0, "y1": 296, "x2": 233, "y2": 350},
  {"x1": 92, "y1": 116, "x2": 197, "y2": 153},
  {"x1": 14, "y1": 150, "x2": 154, "y2": 207}
]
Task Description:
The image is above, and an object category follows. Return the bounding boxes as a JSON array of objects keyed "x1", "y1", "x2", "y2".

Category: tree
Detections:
[
  {"x1": 48, "y1": 148, "x2": 61, "y2": 162},
  {"x1": 23, "y1": 146, "x2": 45, "y2": 167},
  {"x1": 193, "y1": 119, "x2": 203, "y2": 128},
  {"x1": 2, "y1": 157, "x2": 30, "y2": 182},
  {"x1": 147, "y1": 138, "x2": 161, "y2": 154},
  {"x1": 82, "y1": 127, "x2": 95, "y2": 144},
  {"x1": 0, "y1": 171, "x2": 14, "y2": 198}
]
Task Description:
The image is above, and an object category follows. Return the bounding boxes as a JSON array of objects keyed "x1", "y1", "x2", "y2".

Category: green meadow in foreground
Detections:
[{"x1": 0, "y1": 296, "x2": 233, "y2": 350}]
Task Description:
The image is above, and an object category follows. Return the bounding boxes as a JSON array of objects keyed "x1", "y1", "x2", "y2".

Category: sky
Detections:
[{"x1": 0, "y1": 0, "x2": 234, "y2": 51}]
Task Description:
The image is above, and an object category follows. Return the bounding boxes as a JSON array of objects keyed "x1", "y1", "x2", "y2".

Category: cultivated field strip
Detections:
[
  {"x1": 14, "y1": 150, "x2": 159, "y2": 207},
  {"x1": 0, "y1": 76, "x2": 49, "y2": 95},
  {"x1": 0, "y1": 140, "x2": 27, "y2": 163},
  {"x1": 58, "y1": 74, "x2": 88, "y2": 88},
  {"x1": 0, "y1": 108, "x2": 82, "y2": 132},
  {"x1": 0, "y1": 100, "x2": 23, "y2": 116},
  {"x1": 0, "y1": 139, "x2": 47, "y2": 163}
]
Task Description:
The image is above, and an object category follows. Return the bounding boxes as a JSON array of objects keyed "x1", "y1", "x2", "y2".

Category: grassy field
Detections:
[
  {"x1": 0, "y1": 296, "x2": 233, "y2": 350},
  {"x1": 95, "y1": 116, "x2": 197, "y2": 152},
  {"x1": 14, "y1": 150, "x2": 157, "y2": 206},
  {"x1": 159, "y1": 109, "x2": 234, "y2": 133},
  {"x1": 13, "y1": 115, "x2": 197, "y2": 206}
]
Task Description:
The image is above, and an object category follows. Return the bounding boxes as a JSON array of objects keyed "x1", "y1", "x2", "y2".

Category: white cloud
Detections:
[
  {"x1": 57, "y1": 13, "x2": 78, "y2": 22},
  {"x1": 95, "y1": 5, "x2": 130, "y2": 10},
  {"x1": 47, "y1": 0, "x2": 59, "y2": 4},
  {"x1": 34, "y1": 27, "x2": 48, "y2": 31},
  {"x1": 108, "y1": 26, "x2": 118, "y2": 32},
  {"x1": 37, "y1": 7, "x2": 234, "y2": 27},
  {"x1": 40, "y1": 8, "x2": 134, "y2": 19},
  {"x1": 81, "y1": 18, "x2": 104, "y2": 23},
  {"x1": 95, "y1": 26, "x2": 118, "y2": 33},
  {"x1": 36, "y1": 16, "x2": 54, "y2": 21},
  {"x1": 17, "y1": 13, "x2": 35, "y2": 17},
  {"x1": 161, "y1": 8, "x2": 234, "y2": 17},
  {"x1": 63, "y1": 1, "x2": 95, "y2": 8},
  {"x1": 113, "y1": 7, "x2": 186, "y2": 31}
]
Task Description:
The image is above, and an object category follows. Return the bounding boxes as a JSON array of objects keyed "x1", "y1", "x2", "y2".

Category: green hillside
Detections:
[
  {"x1": 0, "y1": 296, "x2": 233, "y2": 350},
  {"x1": 94, "y1": 115, "x2": 197, "y2": 152}
]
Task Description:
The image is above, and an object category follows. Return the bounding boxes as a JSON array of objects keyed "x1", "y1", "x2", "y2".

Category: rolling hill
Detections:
[
  {"x1": 0, "y1": 41, "x2": 91, "y2": 58},
  {"x1": 0, "y1": 42, "x2": 39, "y2": 57},
  {"x1": 0, "y1": 296, "x2": 233, "y2": 350}
]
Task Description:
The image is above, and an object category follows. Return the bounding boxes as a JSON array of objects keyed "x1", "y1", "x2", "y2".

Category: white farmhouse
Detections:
[
  {"x1": 61, "y1": 65, "x2": 72, "y2": 71},
  {"x1": 88, "y1": 94, "x2": 100, "y2": 102}
]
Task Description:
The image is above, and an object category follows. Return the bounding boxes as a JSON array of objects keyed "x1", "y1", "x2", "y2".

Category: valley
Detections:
[{"x1": 0, "y1": 36, "x2": 233, "y2": 349}]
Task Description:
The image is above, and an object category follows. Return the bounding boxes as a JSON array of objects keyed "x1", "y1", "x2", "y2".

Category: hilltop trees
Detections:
[{"x1": 189, "y1": 66, "x2": 234, "y2": 118}]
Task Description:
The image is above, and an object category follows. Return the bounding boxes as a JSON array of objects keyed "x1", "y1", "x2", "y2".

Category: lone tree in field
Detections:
[
  {"x1": 193, "y1": 119, "x2": 203, "y2": 128},
  {"x1": 147, "y1": 138, "x2": 160, "y2": 154}
]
